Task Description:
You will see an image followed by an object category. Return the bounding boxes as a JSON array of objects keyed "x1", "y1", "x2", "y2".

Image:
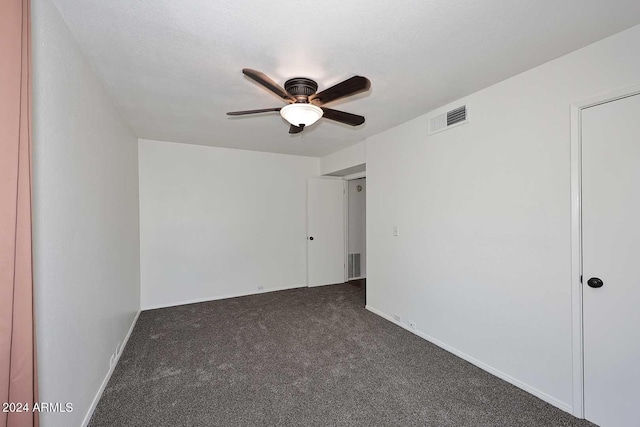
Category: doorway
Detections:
[
  {"x1": 346, "y1": 177, "x2": 366, "y2": 285},
  {"x1": 571, "y1": 88, "x2": 640, "y2": 426},
  {"x1": 306, "y1": 172, "x2": 366, "y2": 302}
]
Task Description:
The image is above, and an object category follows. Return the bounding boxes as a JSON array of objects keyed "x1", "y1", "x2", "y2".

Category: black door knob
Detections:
[
  {"x1": 587, "y1": 277, "x2": 603, "y2": 288},
  {"x1": 309, "y1": 236, "x2": 314, "y2": 241}
]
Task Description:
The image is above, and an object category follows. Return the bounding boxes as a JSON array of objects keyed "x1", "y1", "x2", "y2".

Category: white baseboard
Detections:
[
  {"x1": 81, "y1": 310, "x2": 140, "y2": 427},
  {"x1": 142, "y1": 284, "x2": 305, "y2": 311},
  {"x1": 364, "y1": 305, "x2": 573, "y2": 415}
]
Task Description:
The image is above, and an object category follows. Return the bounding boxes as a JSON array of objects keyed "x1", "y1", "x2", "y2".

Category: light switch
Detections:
[{"x1": 393, "y1": 225, "x2": 399, "y2": 236}]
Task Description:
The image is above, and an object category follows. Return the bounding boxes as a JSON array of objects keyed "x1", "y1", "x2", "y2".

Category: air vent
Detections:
[
  {"x1": 348, "y1": 253, "x2": 361, "y2": 279},
  {"x1": 447, "y1": 106, "x2": 466, "y2": 125},
  {"x1": 428, "y1": 104, "x2": 468, "y2": 135}
]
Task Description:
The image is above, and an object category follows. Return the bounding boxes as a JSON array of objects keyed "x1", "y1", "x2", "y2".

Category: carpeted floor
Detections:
[{"x1": 89, "y1": 284, "x2": 594, "y2": 427}]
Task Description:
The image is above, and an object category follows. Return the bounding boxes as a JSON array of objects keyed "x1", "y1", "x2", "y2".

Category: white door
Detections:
[
  {"x1": 582, "y1": 93, "x2": 640, "y2": 427},
  {"x1": 307, "y1": 178, "x2": 345, "y2": 287}
]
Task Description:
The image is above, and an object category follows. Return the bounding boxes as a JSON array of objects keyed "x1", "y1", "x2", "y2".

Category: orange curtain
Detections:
[{"x1": 0, "y1": 0, "x2": 38, "y2": 426}]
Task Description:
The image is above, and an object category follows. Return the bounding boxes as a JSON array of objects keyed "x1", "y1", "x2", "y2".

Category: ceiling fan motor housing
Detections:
[{"x1": 284, "y1": 78, "x2": 318, "y2": 101}]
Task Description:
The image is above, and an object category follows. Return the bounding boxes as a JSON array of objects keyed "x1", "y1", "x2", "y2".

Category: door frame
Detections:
[
  {"x1": 570, "y1": 84, "x2": 640, "y2": 418},
  {"x1": 343, "y1": 171, "x2": 366, "y2": 282}
]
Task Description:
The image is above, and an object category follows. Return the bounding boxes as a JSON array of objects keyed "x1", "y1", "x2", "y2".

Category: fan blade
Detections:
[
  {"x1": 227, "y1": 108, "x2": 281, "y2": 116},
  {"x1": 242, "y1": 69, "x2": 295, "y2": 102},
  {"x1": 310, "y1": 76, "x2": 370, "y2": 105},
  {"x1": 289, "y1": 124, "x2": 305, "y2": 134},
  {"x1": 321, "y1": 108, "x2": 365, "y2": 126}
]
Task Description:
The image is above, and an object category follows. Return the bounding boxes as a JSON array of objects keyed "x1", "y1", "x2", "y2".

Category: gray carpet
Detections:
[{"x1": 89, "y1": 284, "x2": 594, "y2": 427}]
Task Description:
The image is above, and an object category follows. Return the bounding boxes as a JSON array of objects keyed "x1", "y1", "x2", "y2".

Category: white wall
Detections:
[
  {"x1": 31, "y1": 0, "x2": 141, "y2": 426},
  {"x1": 366, "y1": 24, "x2": 640, "y2": 413},
  {"x1": 348, "y1": 178, "x2": 366, "y2": 278},
  {"x1": 320, "y1": 140, "x2": 365, "y2": 175},
  {"x1": 139, "y1": 139, "x2": 319, "y2": 309}
]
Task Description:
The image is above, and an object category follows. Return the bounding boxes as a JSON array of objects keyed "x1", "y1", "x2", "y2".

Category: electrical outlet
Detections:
[
  {"x1": 407, "y1": 320, "x2": 416, "y2": 329},
  {"x1": 393, "y1": 226, "x2": 399, "y2": 236},
  {"x1": 257, "y1": 286, "x2": 264, "y2": 292},
  {"x1": 393, "y1": 314, "x2": 401, "y2": 322},
  {"x1": 115, "y1": 342, "x2": 122, "y2": 356}
]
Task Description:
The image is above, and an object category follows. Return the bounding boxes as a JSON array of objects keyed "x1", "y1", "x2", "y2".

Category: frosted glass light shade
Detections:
[{"x1": 280, "y1": 103, "x2": 323, "y2": 127}]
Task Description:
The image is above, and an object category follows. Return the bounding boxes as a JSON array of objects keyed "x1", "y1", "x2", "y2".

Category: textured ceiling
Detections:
[{"x1": 51, "y1": 0, "x2": 640, "y2": 157}]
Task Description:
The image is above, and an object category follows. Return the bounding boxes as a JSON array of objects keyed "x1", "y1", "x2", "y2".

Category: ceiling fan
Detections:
[{"x1": 227, "y1": 69, "x2": 371, "y2": 134}]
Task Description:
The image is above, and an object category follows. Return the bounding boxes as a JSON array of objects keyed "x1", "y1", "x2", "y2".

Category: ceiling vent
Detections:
[{"x1": 428, "y1": 105, "x2": 468, "y2": 135}]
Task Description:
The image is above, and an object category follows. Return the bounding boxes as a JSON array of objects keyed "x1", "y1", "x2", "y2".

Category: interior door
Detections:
[
  {"x1": 307, "y1": 178, "x2": 345, "y2": 287},
  {"x1": 582, "y1": 93, "x2": 640, "y2": 427}
]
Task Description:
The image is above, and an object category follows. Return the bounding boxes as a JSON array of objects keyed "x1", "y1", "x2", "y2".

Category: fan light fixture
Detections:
[{"x1": 280, "y1": 103, "x2": 323, "y2": 127}]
